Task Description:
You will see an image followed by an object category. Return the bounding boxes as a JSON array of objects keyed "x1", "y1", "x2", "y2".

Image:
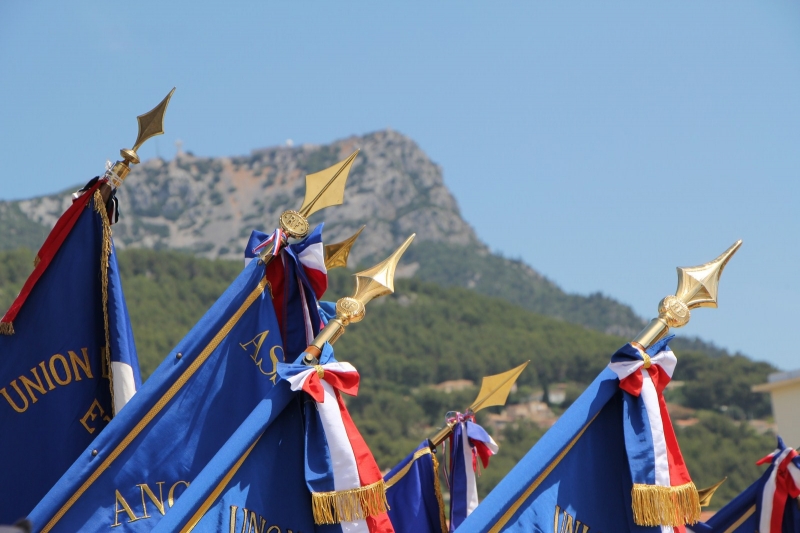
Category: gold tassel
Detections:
[
  {"x1": 431, "y1": 451, "x2": 448, "y2": 533},
  {"x1": 92, "y1": 192, "x2": 115, "y2": 414},
  {"x1": 0, "y1": 322, "x2": 14, "y2": 335},
  {"x1": 311, "y1": 479, "x2": 389, "y2": 525},
  {"x1": 631, "y1": 481, "x2": 701, "y2": 527}
]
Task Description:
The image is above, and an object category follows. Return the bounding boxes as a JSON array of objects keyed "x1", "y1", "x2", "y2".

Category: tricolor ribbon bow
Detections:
[
  {"x1": 278, "y1": 360, "x2": 360, "y2": 402},
  {"x1": 755, "y1": 437, "x2": 800, "y2": 533},
  {"x1": 277, "y1": 346, "x2": 393, "y2": 533},
  {"x1": 608, "y1": 336, "x2": 700, "y2": 529}
]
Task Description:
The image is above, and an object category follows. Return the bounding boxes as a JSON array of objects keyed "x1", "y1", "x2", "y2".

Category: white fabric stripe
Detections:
[
  {"x1": 285, "y1": 370, "x2": 312, "y2": 392},
  {"x1": 284, "y1": 363, "x2": 358, "y2": 393},
  {"x1": 317, "y1": 380, "x2": 369, "y2": 533},
  {"x1": 243, "y1": 257, "x2": 254, "y2": 268},
  {"x1": 641, "y1": 369, "x2": 671, "y2": 488},
  {"x1": 462, "y1": 422, "x2": 480, "y2": 516},
  {"x1": 486, "y1": 434, "x2": 499, "y2": 454},
  {"x1": 608, "y1": 349, "x2": 677, "y2": 381},
  {"x1": 111, "y1": 361, "x2": 137, "y2": 413},
  {"x1": 760, "y1": 448, "x2": 791, "y2": 533},
  {"x1": 298, "y1": 242, "x2": 327, "y2": 274}
]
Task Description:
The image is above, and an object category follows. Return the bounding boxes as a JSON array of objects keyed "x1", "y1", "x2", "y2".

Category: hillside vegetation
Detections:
[{"x1": 0, "y1": 248, "x2": 778, "y2": 507}]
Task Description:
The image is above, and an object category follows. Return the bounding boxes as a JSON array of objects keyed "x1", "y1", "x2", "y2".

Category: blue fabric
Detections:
[
  {"x1": 384, "y1": 442, "x2": 445, "y2": 533},
  {"x1": 450, "y1": 422, "x2": 470, "y2": 531},
  {"x1": 689, "y1": 439, "x2": 800, "y2": 533},
  {"x1": 0, "y1": 201, "x2": 138, "y2": 523},
  {"x1": 150, "y1": 345, "x2": 341, "y2": 533},
  {"x1": 28, "y1": 260, "x2": 284, "y2": 532},
  {"x1": 458, "y1": 366, "x2": 661, "y2": 533},
  {"x1": 319, "y1": 301, "x2": 337, "y2": 324}
]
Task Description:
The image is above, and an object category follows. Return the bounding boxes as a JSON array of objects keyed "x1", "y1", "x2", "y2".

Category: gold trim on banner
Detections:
[
  {"x1": 724, "y1": 504, "x2": 755, "y2": 533},
  {"x1": 41, "y1": 276, "x2": 270, "y2": 533},
  {"x1": 384, "y1": 447, "x2": 432, "y2": 489},
  {"x1": 431, "y1": 450, "x2": 448, "y2": 533},
  {"x1": 92, "y1": 191, "x2": 115, "y2": 414},
  {"x1": 181, "y1": 439, "x2": 260, "y2": 533},
  {"x1": 488, "y1": 413, "x2": 599, "y2": 533},
  {"x1": 0, "y1": 322, "x2": 13, "y2": 335},
  {"x1": 631, "y1": 481, "x2": 701, "y2": 527},
  {"x1": 311, "y1": 479, "x2": 389, "y2": 525}
]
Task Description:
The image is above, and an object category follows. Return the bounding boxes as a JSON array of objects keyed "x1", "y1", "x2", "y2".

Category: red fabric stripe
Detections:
[
  {"x1": 303, "y1": 267, "x2": 328, "y2": 300},
  {"x1": 1, "y1": 182, "x2": 102, "y2": 325},
  {"x1": 770, "y1": 451, "x2": 800, "y2": 532},
  {"x1": 302, "y1": 370, "x2": 360, "y2": 403},
  {"x1": 619, "y1": 369, "x2": 644, "y2": 396},
  {"x1": 265, "y1": 255, "x2": 286, "y2": 355},
  {"x1": 652, "y1": 368, "x2": 692, "y2": 486},
  {"x1": 473, "y1": 440, "x2": 492, "y2": 470},
  {"x1": 334, "y1": 391, "x2": 394, "y2": 533}
]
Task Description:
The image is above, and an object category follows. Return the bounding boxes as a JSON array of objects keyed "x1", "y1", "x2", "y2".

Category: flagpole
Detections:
[
  {"x1": 301, "y1": 234, "x2": 415, "y2": 359},
  {"x1": 98, "y1": 89, "x2": 175, "y2": 202},
  {"x1": 428, "y1": 362, "x2": 529, "y2": 448}
]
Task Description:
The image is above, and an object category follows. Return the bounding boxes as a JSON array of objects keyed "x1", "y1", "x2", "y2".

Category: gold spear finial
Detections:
[
  {"x1": 259, "y1": 151, "x2": 360, "y2": 263},
  {"x1": 697, "y1": 478, "x2": 727, "y2": 507},
  {"x1": 324, "y1": 226, "x2": 365, "y2": 270},
  {"x1": 299, "y1": 150, "x2": 359, "y2": 218},
  {"x1": 107, "y1": 88, "x2": 175, "y2": 189},
  {"x1": 632, "y1": 240, "x2": 742, "y2": 350},
  {"x1": 428, "y1": 361, "x2": 530, "y2": 448},
  {"x1": 305, "y1": 234, "x2": 415, "y2": 353}
]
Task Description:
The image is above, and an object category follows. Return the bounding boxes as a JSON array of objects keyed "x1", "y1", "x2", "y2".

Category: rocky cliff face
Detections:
[
  {"x1": 0, "y1": 129, "x2": 648, "y2": 337},
  {"x1": 12, "y1": 130, "x2": 478, "y2": 264}
]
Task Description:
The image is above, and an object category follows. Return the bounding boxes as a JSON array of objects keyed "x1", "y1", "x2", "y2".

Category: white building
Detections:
[{"x1": 753, "y1": 368, "x2": 800, "y2": 448}]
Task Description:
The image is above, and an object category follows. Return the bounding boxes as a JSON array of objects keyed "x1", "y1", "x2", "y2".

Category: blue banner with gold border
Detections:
[
  {"x1": 458, "y1": 367, "x2": 660, "y2": 533},
  {"x1": 0, "y1": 186, "x2": 139, "y2": 523},
  {"x1": 384, "y1": 442, "x2": 447, "y2": 533},
  {"x1": 28, "y1": 258, "x2": 284, "y2": 532}
]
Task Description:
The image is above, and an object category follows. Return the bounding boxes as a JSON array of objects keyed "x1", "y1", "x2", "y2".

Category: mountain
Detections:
[{"x1": 0, "y1": 130, "x2": 650, "y2": 337}]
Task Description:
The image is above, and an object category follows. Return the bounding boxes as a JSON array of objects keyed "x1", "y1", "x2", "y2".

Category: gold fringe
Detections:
[
  {"x1": 33, "y1": 255, "x2": 40, "y2": 267},
  {"x1": 631, "y1": 481, "x2": 701, "y2": 527},
  {"x1": 431, "y1": 450, "x2": 448, "y2": 533},
  {"x1": 311, "y1": 479, "x2": 389, "y2": 525},
  {"x1": 92, "y1": 192, "x2": 115, "y2": 415},
  {"x1": 0, "y1": 322, "x2": 14, "y2": 335}
]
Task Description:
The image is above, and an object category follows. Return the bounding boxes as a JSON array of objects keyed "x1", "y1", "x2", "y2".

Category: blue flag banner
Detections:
[
  {"x1": 688, "y1": 438, "x2": 800, "y2": 533},
  {"x1": 460, "y1": 338, "x2": 698, "y2": 533},
  {"x1": 0, "y1": 183, "x2": 139, "y2": 523},
  {"x1": 149, "y1": 344, "x2": 394, "y2": 533},
  {"x1": 28, "y1": 256, "x2": 286, "y2": 532},
  {"x1": 384, "y1": 442, "x2": 447, "y2": 533},
  {"x1": 448, "y1": 417, "x2": 498, "y2": 531}
]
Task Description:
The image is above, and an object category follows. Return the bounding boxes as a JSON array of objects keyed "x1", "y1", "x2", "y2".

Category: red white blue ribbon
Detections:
[
  {"x1": 755, "y1": 437, "x2": 800, "y2": 533},
  {"x1": 278, "y1": 354, "x2": 393, "y2": 533},
  {"x1": 608, "y1": 337, "x2": 698, "y2": 530},
  {"x1": 252, "y1": 228, "x2": 287, "y2": 257}
]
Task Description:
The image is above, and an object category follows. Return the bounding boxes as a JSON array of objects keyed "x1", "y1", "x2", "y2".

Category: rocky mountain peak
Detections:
[{"x1": 109, "y1": 130, "x2": 481, "y2": 263}]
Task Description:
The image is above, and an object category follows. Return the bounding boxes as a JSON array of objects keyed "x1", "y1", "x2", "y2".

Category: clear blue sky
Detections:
[{"x1": 1, "y1": 2, "x2": 799, "y2": 370}]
